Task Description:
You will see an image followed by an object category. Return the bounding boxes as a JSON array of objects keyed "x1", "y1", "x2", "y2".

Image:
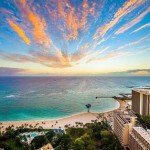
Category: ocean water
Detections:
[{"x1": 0, "y1": 76, "x2": 150, "y2": 121}]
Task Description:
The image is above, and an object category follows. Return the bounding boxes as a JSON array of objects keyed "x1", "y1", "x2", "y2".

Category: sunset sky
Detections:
[{"x1": 0, "y1": 0, "x2": 150, "y2": 76}]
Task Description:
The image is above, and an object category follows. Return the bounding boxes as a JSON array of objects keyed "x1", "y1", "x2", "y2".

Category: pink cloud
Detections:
[
  {"x1": 115, "y1": 7, "x2": 150, "y2": 34},
  {"x1": 94, "y1": 0, "x2": 144, "y2": 39}
]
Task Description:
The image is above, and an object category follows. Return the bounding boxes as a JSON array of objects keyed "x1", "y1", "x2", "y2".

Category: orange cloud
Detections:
[
  {"x1": 1, "y1": 52, "x2": 31, "y2": 62},
  {"x1": 54, "y1": 49, "x2": 71, "y2": 67},
  {"x1": 71, "y1": 42, "x2": 90, "y2": 62},
  {"x1": 71, "y1": 49, "x2": 91, "y2": 62},
  {"x1": 94, "y1": 0, "x2": 144, "y2": 38},
  {"x1": 15, "y1": 0, "x2": 51, "y2": 47},
  {"x1": 115, "y1": 7, "x2": 150, "y2": 34},
  {"x1": 8, "y1": 20, "x2": 30, "y2": 45},
  {"x1": 47, "y1": 0, "x2": 97, "y2": 41},
  {"x1": 1, "y1": 50, "x2": 72, "y2": 68}
]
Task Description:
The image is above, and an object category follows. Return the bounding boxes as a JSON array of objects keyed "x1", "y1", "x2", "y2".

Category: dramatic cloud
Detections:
[
  {"x1": 0, "y1": 67, "x2": 27, "y2": 75},
  {"x1": 0, "y1": 50, "x2": 72, "y2": 68},
  {"x1": 46, "y1": 0, "x2": 99, "y2": 41},
  {"x1": 15, "y1": 0, "x2": 51, "y2": 47},
  {"x1": 0, "y1": 0, "x2": 149, "y2": 71},
  {"x1": 115, "y1": 7, "x2": 150, "y2": 34}
]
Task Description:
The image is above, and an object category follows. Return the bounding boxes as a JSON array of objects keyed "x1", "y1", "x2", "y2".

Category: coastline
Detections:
[
  {"x1": 0, "y1": 100, "x2": 121, "y2": 132},
  {"x1": 0, "y1": 99, "x2": 120, "y2": 122},
  {"x1": 0, "y1": 111, "x2": 115, "y2": 133},
  {"x1": 114, "y1": 98, "x2": 131, "y2": 109}
]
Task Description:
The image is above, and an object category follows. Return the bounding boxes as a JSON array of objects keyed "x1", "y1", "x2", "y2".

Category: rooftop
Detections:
[
  {"x1": 114, "y1": 110, "x2": 136, "y2": 124},
  {"x1": 119, "y1": 93, "x2": 132, "y2": 99},
  {"x1": 133, "y1": 127, "x2": 150, "y2": 145},
  {"x1": 133, "y1": 89, "x2": 150, "y2": 95}
]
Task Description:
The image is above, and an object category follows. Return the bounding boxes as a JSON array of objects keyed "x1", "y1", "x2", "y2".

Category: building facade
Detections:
[
  {"x1": 132, "y1": 89, "x2": 150, "y2": 115},
  {"x1": 129, "y1": 127, "x2": 150, "y2": 150},
  {"x1": 113, "y1": 110, "x2": 137, "y2": 146}
]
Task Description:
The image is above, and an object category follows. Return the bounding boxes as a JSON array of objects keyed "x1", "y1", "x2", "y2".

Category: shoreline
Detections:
[
  {"x1": 0, "y1": 102, "x2": 120, "y2": 123},
  {"x1": 0, "y1": 111, "x2": 116, "y2": 133},
  {"x1": 0, "y1": 101, "x2": 121, "y2": 132},
  {"x1": 0, "y1": 111, "x2": 112, "y2": 123}
]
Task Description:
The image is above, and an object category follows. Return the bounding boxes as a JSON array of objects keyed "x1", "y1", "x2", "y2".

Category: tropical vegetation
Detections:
[
  {"x1": 0, "y1": 117, "x2": 122, "y2": 150},
  {"x1": 136, "y1": 113, "x2": 150, "y2": 129}
]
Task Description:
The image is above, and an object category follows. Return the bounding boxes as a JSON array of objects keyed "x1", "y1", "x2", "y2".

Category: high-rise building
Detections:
[
  {"x1": 113, "y1": 110, "x2": 137, "y2": 146},
  {"x1": 129, "y1": 127, "x2": 150, "y2": 150},
  {"x1": 132, "y1": 89, "x2": 150, "y2": 115}
]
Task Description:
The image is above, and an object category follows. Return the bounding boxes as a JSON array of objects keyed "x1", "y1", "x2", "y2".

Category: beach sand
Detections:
[
  {"x1": 0, "y1": 111, "x2": 115, "y2": 133},
  {"x1": 0, "y1": 99, "x2": 123, "y2": 133},
  {"x1": 115, "y1": 99, "x2": 131, "y2": 109}
]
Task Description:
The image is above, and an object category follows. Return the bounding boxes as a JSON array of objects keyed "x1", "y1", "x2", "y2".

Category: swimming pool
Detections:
[{"x1": 31, "y1": 133, "x2": 37, "y2": 138}]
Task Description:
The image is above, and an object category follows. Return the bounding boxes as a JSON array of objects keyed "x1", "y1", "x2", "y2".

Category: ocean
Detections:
[{"x1": 0, "y1": 76, "x2": 150, "y2": 121}]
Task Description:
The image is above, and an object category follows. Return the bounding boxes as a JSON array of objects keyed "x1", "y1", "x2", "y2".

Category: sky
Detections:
[{"x1": 0, "y1": 0, "x2": 150, "y2": 76}]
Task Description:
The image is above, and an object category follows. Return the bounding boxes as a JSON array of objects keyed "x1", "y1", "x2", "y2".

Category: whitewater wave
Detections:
[
  {"x1": 127, "y1": 86, "x2": 150, "y2": 89},
  {"x1": 5, "y1": 95, "x2": 17, "y2": 98},
  {"x1": 47, "y1": 92, "x2": 62, "y2": 96}
]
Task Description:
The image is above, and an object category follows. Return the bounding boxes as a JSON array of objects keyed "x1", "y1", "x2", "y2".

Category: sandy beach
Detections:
[
  {"x1": 0, "y1": 98, "x2": 125, "y2": 133},
  {"x1": 0, "y1": 111, "x2": 115, "y2": 133},
  {"x1": 115, "y1": 98, "x2": 131, "y2": 109}
]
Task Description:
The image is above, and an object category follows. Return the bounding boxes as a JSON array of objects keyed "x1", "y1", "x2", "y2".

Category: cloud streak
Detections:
[
  {"x1": 115, "y1": 7, "x2": 150, "y2": 34},
  {"x1": 0, "y1": 50, "x2": 72, "y2": 68},
  {"x1": 108, "y1": 69, "x2": 150, "y2": 76},
  {"x1": 118, "y1": 35, "x2": 149, "y2": 49},
  {"x1": 47, "y1": 0, "x2": 98, "y2": 41},
  {"x1": 94, "y1": 0, "x2": 145, "y2": 38},
  {"x1": 87, "y1": 51, "x2": 128, "y2": 63},
  {"x1": 71, "y1": 43, "x2": 91, "y2": 62},
  {"x1": 131, "y1": 23, "x2": 150, "y2": 33},
  {"x1": 8, "y1": 20, "x2": 30, "y2": 45},
  {"x1": 0, "y1": 67, "x2": 27, "y2": 75},
  {"x1": 0, "y1": 0, "x2": 149, "y2": 71},
  {"x1": 15, "y1": 0, "x2": 51, "y2": 48}
]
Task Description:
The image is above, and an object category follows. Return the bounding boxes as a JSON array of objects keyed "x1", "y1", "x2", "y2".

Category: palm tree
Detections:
[{"x1": 85, "y1": 104, "x2": 91, "y2": 112}]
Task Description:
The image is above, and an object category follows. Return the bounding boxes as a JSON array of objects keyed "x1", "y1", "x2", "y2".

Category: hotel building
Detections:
[
  {"x1": 132, "y1": 89, "x2": 150, "y2": 115},
  {"x1": 129, "y1": 127, "x2": 150, "y2": 150},
  {"x1": 114, "y1": 110, "x2": 137, "y2": 146}
]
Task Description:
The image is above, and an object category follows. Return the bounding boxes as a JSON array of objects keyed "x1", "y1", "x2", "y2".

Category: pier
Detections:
[{"x1": 95, "y1": 96, "x2": 114, "y2": 99}]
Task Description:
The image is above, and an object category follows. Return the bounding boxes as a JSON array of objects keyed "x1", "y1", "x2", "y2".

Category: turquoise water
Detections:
[
  {"x1": 31, "y1": 133, "x2": 37, "y2": 138},
  {"x1": 0, "y1": 76, "x2": 150, "y2": 121}
]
